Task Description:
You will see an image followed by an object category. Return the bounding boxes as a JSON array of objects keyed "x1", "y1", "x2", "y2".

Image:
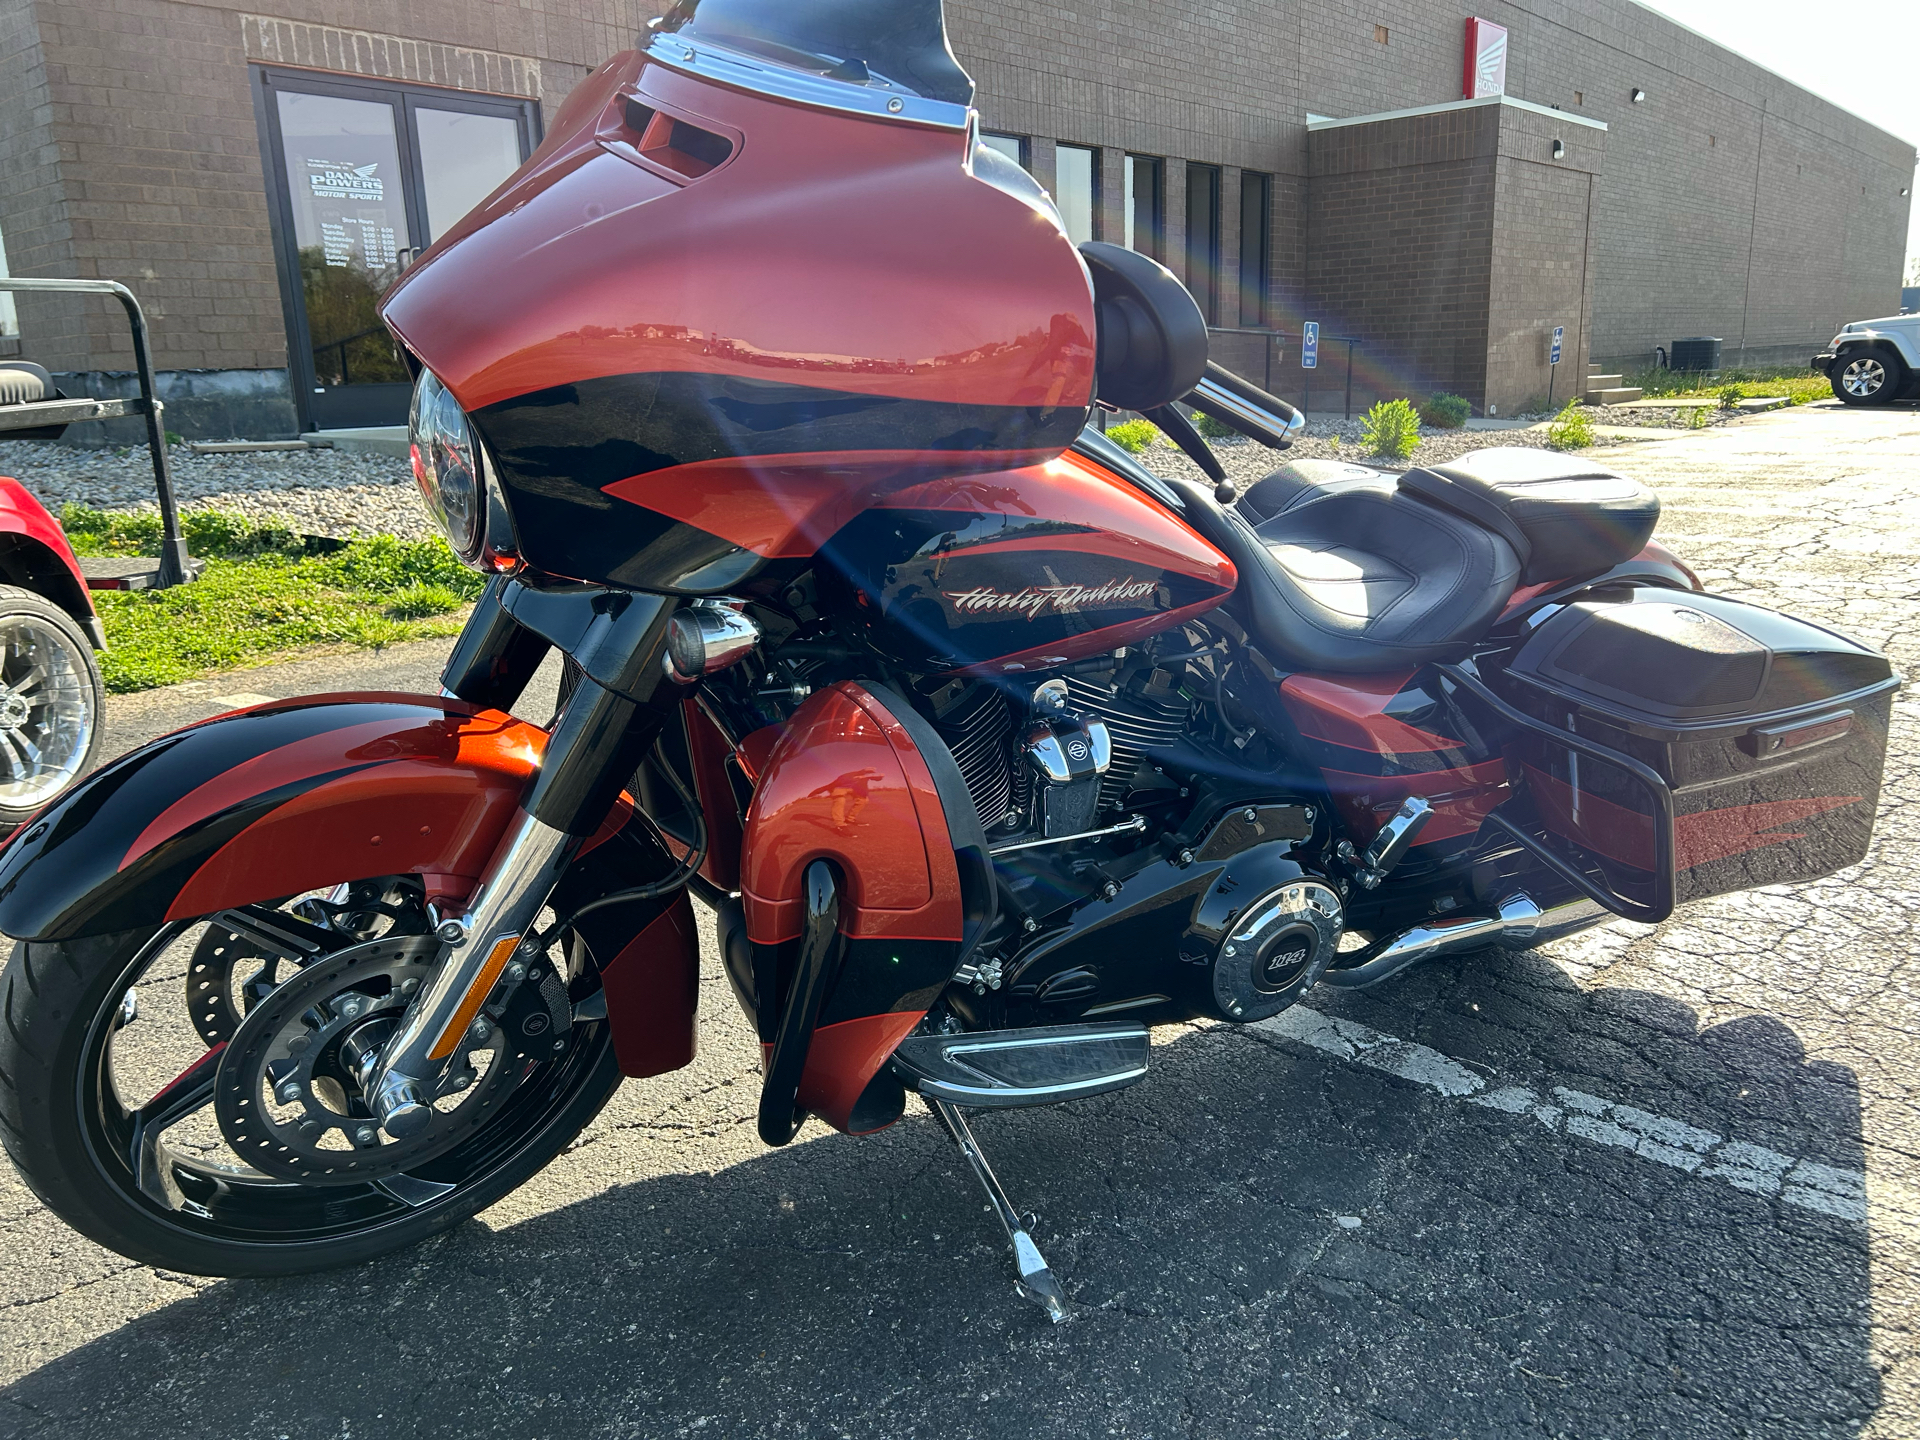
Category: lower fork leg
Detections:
[{"x1": 927, "y1": 1097, "x2": 1070, "y2": 1324}]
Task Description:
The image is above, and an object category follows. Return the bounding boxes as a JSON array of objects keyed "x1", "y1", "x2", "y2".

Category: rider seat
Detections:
[{"x1": 1223, "y1": 449, "x2": 1657, "y2": 674}]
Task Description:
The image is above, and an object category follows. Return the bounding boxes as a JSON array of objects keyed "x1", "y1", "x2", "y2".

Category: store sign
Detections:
[
  {"x1": 1463, "y1": 18, "x2": 1508, "y2": 100},
  {"x1": 306, "y1": 159, "x2": 384, "y2": 202}
]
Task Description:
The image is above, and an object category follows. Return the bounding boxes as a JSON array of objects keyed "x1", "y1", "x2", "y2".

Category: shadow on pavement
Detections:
[{"x1": 0, "y1": 949, "x2": 1880, "y2": 1440}]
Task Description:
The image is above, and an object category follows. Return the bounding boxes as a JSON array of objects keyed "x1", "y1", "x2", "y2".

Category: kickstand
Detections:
[{"x1": 927, "y1": 1096, "x2": 1071, "y2": 1324}]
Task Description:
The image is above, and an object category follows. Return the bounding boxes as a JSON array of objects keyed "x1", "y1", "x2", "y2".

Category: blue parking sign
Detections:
[
  {"x1": 1550, "y1": 325, "x2": 1564, "y2": 365},
  {"x1": 1302, "y1": 321, "x2": 1319, "y2": 370}
]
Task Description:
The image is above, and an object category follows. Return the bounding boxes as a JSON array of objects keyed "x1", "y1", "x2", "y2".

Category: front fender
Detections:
[{"x1": 0, "y1": 693, "x2": 549, "y2": 942}]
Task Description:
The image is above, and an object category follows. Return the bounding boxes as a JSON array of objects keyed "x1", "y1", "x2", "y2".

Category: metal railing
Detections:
[
  {"x1": 1208, "y1": 326, "x2": 1364, "y2": 420},
  {"x1": 0, "y1": 277, "x2": 193, "y2": 586}
]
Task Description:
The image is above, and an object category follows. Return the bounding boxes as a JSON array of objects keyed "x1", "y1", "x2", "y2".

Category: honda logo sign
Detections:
[{"x1": 1463, "y1": 18, "x2": 1508, "y2": 100}]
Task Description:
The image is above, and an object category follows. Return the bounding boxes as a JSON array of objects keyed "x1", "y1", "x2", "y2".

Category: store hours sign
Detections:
[{"x1": 304, "y1": 159, "x2": 398, "y2": 272}]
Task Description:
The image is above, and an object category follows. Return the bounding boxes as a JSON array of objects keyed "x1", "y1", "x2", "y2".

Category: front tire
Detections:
[
  {"x1": 0, "y1": 584, "x2": 104, "y2": 830},
  {"x1": 0, "y1": 900, "x2": 622, "y2": 1277},
  {"x1": 1831, "y1": 351, "x2": 1905, "y2": 406}
]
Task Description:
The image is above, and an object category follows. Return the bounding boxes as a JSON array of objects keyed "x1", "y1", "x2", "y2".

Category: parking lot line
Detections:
[{"x1": 1258, "y1": 1005, "x2": 1874, "y2": 1222}]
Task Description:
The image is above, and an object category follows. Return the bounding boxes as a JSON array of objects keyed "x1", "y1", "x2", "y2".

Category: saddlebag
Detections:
[{"x1": 1480, "y1": 588, "x2": 1897, "y2": 919}]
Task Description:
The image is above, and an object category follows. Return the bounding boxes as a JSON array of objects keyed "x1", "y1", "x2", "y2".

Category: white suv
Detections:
[{"x1": 1815, "y1": 314, "x2": 1920, "y2": 406}]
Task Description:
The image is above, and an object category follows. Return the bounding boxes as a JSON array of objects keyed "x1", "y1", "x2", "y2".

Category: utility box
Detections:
[{"x1": 1670, "y1": 337, "x2": 1723, "y2": 371}]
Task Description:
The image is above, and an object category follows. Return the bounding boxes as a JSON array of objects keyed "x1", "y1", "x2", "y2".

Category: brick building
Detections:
[{"x1": 0, "y1": 0, "x2": 1911, "y2": 436}]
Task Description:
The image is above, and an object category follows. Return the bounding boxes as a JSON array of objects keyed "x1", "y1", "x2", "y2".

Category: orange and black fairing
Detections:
[
  {"x1": 733, "y1": 682, "x2": 992, "y2": 1134},
  {"x1": 379, "y1": 42, "x2": 1097, "y2": 592},
  {"x1": 820, "y1": 448, "x2": 1237, "y2": 673}
]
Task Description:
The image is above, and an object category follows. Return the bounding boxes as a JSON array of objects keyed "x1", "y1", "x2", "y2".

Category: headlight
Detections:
[{"x1": 409, "y1": 367, "x2": 484, "y2": 562}]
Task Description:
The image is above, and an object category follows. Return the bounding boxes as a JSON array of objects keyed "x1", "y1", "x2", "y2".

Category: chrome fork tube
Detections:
[{"x1": 367, "y1": 809, "x2": 580, "y2": 1136}]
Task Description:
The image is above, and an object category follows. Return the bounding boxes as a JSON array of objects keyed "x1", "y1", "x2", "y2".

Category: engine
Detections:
[
  {"x1": 700, "y1": 618, "x2": 1346, "y2": 1034},
  {"x1": 911, "y1": 634, "x2": 1346, "y2": 1030}
]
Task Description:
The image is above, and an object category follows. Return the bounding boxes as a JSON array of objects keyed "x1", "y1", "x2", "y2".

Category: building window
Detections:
[
  {"x1": 1239, "y1": 170, "x2": 1271, "y2": 327},
  {"x1": 1055, "y1": 143, "x2": 1099, "y2": 245},
  {"x1": 1185, "y1": 163, "x2": 1220, "y2": 324},
  {"x1": 980, "y1": 131, "x2": 1029, "y2": 172},
  {"x1": 1124, "y1": 154, "x2": 1163, "y2": 261},
  {"x1": 1375, "y1": 24, "x2": 1389, "y2": 43},
  {"x1": 0, "y1": 221, "x2": 16, "y2": 339}
]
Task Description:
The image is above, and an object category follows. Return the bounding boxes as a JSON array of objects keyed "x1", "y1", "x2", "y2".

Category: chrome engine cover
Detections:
[{"x1": 1212, "y1": 879, "x2": 1344, "y2": 1022}]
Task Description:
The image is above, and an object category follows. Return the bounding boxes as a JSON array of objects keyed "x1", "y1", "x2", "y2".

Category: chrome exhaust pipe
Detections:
[{"x1": 1317, "y1": 893, "x2": 1606, "y2": 990}]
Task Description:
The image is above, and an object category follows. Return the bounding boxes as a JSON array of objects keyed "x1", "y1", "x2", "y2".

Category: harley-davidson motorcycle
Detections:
[{"x1": 0, "y1": 0, "x2": 1897, "y2": 1321}]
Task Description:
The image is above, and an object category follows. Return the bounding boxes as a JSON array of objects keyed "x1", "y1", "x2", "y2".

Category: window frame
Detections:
[
  {"x1": 1238, "y1": 170, "x2": 1273, "y2": 328},
  {"x1": 1054, "y1": 142, "x2": 1101, "y2": 244},
  {"x1": 1185, "y1": 162, "x2": 1221, "y2": 325},
  {"x1": 1124, "y1": 153, "x2": 1165, "y2": 262},
  {"x1": 251, "y1": 65, "x2": 542, "y2": 432}
]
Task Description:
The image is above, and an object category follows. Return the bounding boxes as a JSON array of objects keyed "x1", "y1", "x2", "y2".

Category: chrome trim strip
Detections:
[
  {"x1": 989, "y1": 813, "x2": 1146, "y2": 856},
  {"x1": 644, "y1": 34, "x2": 971, "y2": 130}
]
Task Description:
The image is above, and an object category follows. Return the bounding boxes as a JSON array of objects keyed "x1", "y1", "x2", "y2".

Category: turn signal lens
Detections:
[{"x1": 409, "y1": 367, "x2": 484, "y2": 563}]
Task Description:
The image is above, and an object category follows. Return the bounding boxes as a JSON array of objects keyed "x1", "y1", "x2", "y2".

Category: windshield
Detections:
[{"x1": 651, "y1": 0, "x2": 973, "y2": 106}]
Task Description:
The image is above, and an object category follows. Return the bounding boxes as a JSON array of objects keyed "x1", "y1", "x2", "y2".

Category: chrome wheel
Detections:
[
  {"x1": 1841, "y1": 357, "x2": 1887, "y2": 398},
  {"x1": 0, "y1": 611, "x2": 95, "y2": 808}
]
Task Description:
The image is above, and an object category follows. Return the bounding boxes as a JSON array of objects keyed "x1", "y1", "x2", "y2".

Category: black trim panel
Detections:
[{"x1": 470, "y1": 370, "x2": 1088, "y2": 591}]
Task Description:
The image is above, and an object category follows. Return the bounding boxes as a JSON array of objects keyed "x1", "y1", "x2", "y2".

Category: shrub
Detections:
[
  {"x1": 1105, "y1": 419, "x2": 1158, "y2": 454},
  {"x1": 1192, "y1": 409, "x2": 1235, "y2": 440},
  {"x1": 1546, "y1": 400, "x2": 1595, "y2": 450},
  {"x1": 1419, "y1": 392, "x2": 1471, "y2": 429},
  {"x1": 1359, "y1": 399, "x2": 1422, "y2": 460},
  {"x1": 1718, "y1": 383, "x2": 1744, "y2": 410}
]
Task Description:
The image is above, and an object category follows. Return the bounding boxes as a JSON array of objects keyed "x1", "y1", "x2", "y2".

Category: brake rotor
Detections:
[
  {"x1": 186, "y1": 881, "x2": 430, "y2": 1045},
  {"x1": 212, "y1": 932, "x2": 558, "y2": 1185}
]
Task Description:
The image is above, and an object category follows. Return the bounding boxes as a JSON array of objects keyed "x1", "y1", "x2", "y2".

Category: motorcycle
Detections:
[{"x1": 0, "y1": 0, "x2": 1896, "y2": 1321}]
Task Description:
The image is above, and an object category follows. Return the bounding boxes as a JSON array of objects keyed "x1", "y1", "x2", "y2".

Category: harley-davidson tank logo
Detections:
[{"x1": 942, "y1": 577, "x2": 1159, "y2": 620}]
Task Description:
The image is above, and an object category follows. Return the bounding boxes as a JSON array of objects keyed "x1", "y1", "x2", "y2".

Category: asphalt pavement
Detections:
[{"x1": 2, "y1": 401, "x2": 1917, "y2": 1439}]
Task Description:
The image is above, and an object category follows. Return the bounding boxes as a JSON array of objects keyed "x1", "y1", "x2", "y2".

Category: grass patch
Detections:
[
  {"x1": 1623, "y1": 364, "x2": 1830, "y2": 406},
  {"x1": 62, "y1": 506, "x2": 485, "y2": 692}
]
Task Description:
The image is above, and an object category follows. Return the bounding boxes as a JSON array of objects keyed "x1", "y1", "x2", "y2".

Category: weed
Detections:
[
  {"x1": 1686, "y1": 406, "x2": 1712, "y2": 430},
  {"x1": 1419, "y1": 392, "x2": 1471, "y2": 429},
  {"x1": 1105, "y1": 419, "x2": 1158, "y2": 454},
  {"x1": 1359, "y1": 399, "x2": 1422, "y2": 460},
  {"x1": 1623, "y1": 364, "x2": 1829, "y2": 406},
  {"x1": 1718, "y1": 383, "x2": 1744, "y2": 409},
  {"x1": 164, "y1": 431, "x2": 183, "y2": 446},
  {"x1": 1546, "y1": 400, "x2": 1595, "y2": 450}
]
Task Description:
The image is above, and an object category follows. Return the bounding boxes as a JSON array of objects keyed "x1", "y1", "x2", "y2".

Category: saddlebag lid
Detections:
[{"x1": 1490, "y1": 587, "x2": 1897, "y2": 910}]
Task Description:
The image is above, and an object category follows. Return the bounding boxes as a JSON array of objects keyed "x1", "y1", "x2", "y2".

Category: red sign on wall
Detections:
[{"x1": 1463, "y1": 18, "x2": 1509, "y2": 99}]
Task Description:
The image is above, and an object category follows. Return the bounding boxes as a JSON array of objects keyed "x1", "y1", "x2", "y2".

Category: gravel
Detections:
[{"x1": 0, "y1": 439, "x2": 430, "y2": 541}]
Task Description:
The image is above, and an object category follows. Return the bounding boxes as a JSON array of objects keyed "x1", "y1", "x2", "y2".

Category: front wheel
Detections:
[
  {"x1": 1831, "y1": 351, "x2": 1905, "y2": 406},
  {"x1": 0, "y1": 883, "x2": 622, "y2": 1277}
]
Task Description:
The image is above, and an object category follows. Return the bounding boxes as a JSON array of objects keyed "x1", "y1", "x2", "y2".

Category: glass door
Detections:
[{"x1": 256, "y1": 70, "x2": 539, "y2": 432}]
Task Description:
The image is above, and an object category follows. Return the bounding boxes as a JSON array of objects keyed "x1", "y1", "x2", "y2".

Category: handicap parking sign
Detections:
[
  {"x1": 1550, "y1": 325, "x2": 1564, "y2": 365},
  {"x1": 1302, "y1": 321, "x2": 1319, "y2": 370}
]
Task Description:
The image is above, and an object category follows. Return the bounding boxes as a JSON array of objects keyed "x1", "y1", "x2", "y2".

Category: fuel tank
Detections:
[
  {"x1": 819, "y1": 447, "x2": 1237, "y2": 673},
  {"x1": 379, "y1": 34, "x2": 1096, "y2": 593}
]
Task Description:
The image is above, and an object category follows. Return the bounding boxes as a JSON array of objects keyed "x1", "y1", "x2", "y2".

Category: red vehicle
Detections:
[
  {"x1": 0, "y1": 450, "x2": 105, "y2": 832},
  {"x1": 0, "y1": 0, "x2": 1895, "y2": 1320}
]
